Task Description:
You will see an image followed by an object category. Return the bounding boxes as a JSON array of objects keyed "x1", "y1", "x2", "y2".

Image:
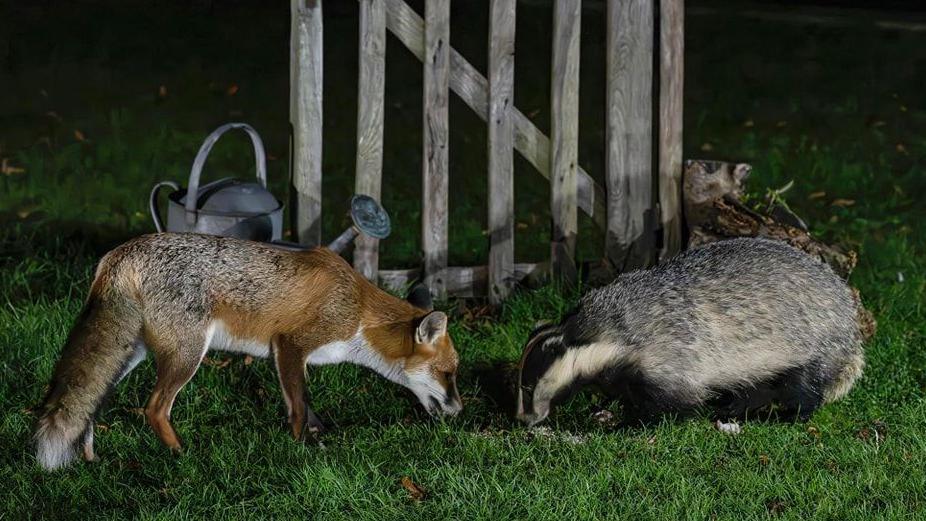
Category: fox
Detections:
[{"x1": 34, "y1": 233, "x2": 462, "y2": 471}]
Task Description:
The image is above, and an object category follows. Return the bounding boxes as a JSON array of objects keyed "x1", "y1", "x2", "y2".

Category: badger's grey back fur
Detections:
[{"x1": 518, "y1": 238, "x2": 865, "y2": 425}]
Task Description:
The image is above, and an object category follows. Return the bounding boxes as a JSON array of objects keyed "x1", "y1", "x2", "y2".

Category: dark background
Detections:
[{"x1": 2, "y1": 0, "x2": 924, "y2": 266}]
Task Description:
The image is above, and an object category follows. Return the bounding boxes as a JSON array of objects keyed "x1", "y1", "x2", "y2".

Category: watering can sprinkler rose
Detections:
[{"x1": 149, "y1": 123, "x2": 390, "y2": 253}]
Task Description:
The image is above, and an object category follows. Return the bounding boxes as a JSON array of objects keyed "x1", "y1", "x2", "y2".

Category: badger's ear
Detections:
[
  {"x1": 415, "y1": 311, "x2": 447, "y2": 345},
  {"x1": 406, "y1": 283, "x2": 434, "y2": 311}
]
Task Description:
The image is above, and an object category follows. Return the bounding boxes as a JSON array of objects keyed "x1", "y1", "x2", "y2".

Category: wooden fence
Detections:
[{"x1": 290, "y1": 0, "x2": 684, "y2": 303}]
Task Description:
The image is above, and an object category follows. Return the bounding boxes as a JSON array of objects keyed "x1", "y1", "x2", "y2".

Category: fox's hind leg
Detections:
[
  {"x1": 144, "y1": 333, "x2": 207, "y2": 451},
  {"x1": 80, "y1": 425, "x2": 98, "y2": 463},
  {"x1": 273, "y1": 336, "x2": 325, "y2": 441}
]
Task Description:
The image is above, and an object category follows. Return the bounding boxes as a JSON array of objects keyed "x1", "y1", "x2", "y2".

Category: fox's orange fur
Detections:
[{"x1": 35, "y1": 233, "x2": 461, "y2": 471}]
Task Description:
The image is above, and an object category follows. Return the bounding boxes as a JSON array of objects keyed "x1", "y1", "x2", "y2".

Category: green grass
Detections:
[{"x1": 2, "y1": 1, "x2": 926, "y2": 519}]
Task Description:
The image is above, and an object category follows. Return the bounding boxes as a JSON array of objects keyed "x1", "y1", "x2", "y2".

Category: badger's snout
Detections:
[{"x1": 515, "y1": 387, "x2": 549, "y2": 426}]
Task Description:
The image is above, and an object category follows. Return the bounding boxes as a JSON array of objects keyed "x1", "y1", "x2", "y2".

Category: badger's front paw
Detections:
[{"x1": 300, "y1": 410, "x2": 326, "y2": 444}]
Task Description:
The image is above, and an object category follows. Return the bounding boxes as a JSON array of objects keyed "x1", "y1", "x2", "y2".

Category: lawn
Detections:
[{"x1": 2, "y1": 1, "x2": 925, "y2": 519}]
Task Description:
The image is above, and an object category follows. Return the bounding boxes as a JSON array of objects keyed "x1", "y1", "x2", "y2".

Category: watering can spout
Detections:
[
  {"x1": 326, "y1": 227, "x2": 361, "y2": 254},
  {"x1": 325, "y1": 195, "x2": 391, "y2": 254}
]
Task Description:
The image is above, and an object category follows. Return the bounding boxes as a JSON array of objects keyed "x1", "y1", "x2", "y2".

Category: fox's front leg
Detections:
[{"x1": 273, "y1": 336, "x2": 325, "y2": 441}]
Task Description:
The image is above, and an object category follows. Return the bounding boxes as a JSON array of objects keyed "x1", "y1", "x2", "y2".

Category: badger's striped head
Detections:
[
  {"x1": 516, "y1": 320, "x2": 620, "y2": 426},
  {"x1": 516, "y1": 323, "x2": 567, "y2": 427}
]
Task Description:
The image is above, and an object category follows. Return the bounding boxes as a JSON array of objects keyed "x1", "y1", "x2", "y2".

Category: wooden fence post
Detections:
[
  {"x1": 487, "y1": 0, "x2": 516, "y2": 304},
  {"x1": 291, "y1": 0, "x2": 324, "y2": 246},
  {"x1": 381, "y1": 0, "x2": 607, "y2": 232},
  {"x1": 658, "y1": 0, "x2": 684, "y2": 262},
  {"x1": 605, "y1": 0, "x2": 655, "y2": 271},
  {"x1": 422, "y1": 0, "x2": 450, "y2": 299},
  {"x1": 550, "y1": 0, "x2": 581, "y2": 283},
  {"x1": 354, "y1": 0, "x2": 387, "y2": 280}
]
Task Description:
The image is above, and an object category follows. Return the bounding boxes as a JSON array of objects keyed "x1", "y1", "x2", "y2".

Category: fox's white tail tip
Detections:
[{"x1": 34, "y1": 418, "x2": 79, "y2": 471}]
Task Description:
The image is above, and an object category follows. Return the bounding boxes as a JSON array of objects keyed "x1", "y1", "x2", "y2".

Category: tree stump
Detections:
[{"x1": 683, "y1": 159, "x2": 875, "y2": 340}]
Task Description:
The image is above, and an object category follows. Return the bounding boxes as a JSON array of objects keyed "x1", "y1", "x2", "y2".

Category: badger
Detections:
[{"x1": 516, "y1": 238, "x2": 866, "y2": 427}]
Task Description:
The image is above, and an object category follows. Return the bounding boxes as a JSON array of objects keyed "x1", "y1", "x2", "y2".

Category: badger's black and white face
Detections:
[
  {"x1": 516, "y1": 324, "x2": 569, "y2": 426},
  {"x1": 517, "y1": 323, "x2": 621, "y2": 426}
]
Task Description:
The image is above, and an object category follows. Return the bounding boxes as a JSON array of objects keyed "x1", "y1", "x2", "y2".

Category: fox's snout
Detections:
[{"x1": 424, "y1": 387, "x2": 463, "y2": 416}]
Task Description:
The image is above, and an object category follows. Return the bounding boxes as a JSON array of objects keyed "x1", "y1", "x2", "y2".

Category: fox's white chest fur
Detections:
[
  {"x1": 207, "y1": 321, "x2": 270, "y2": 358},
  {"x1": 206, "y1": 321, "x2": 399, "y2": 377}
]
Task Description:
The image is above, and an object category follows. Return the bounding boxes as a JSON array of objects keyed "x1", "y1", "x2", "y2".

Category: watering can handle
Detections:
[
  {"x1": 185, "y1": 122, "x2": 267, "y2": 224},
  {"x1": 149, "y1": 181, "x2": 180, "y2": 233}
]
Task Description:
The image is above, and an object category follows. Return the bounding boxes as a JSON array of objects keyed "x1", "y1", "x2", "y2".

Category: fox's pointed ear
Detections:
[
  {"x1": 406, "y1": 283, "x2": 433, "y2": 311},
  {"x1": 415, "y1": 311, "x2": 447, "y2": 345}
]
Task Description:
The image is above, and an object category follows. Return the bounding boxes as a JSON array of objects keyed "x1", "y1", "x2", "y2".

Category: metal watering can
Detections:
[
  {"x1": 149, "y1": 122, "x2": 391, "y2": 253},
  {"x1": 150, "y1": 122, "x2": 282, "y2": 241}
]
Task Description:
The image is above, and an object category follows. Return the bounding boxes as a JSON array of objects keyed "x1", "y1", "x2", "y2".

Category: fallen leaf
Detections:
[
  {"x1": 227, "y1": 84, "x2": 239, "y2": 96},
  {"x1": 17, "y1": 204, "x2": 39, "y2": 219},
  {"x1": 267, "y1": 153, "x2": 278, "y2": 161},
  {"x1": 871, "y1": 120, "x2": 886, "y2": 127},
  {"x1": 700, "y1": 142, "x2": 714, "y2": 152},
  {"x1": 202, "y1": 356, "x2": 231, "y2": 369},
  {"x1": 776, "y1": 120, "x2": 788, "y2": 128},
  {"x1": 527, "y1": 108, "x2": 541, "y2": 119},
  {"x1": 45, "y1": 111, "x2": 62, "y2": 122},
  {"x1": 2, "y1": 158, "x2": 26, "y2": 176},
  {"x1": 872, "y1": 420, "x2": 888, "y2": 439},
  {"x1": 808, "y1": 191, "x2": 826, "y2": 200},
  {"x1": 401, "y1": 476, "x2": 426, "y2": 501},
  {"x1": 766, "y1": 499, "x2": 787, "y2": 516},
  {"x1": 896, "y1": 143, "x2": 908, "y2": 154},
  {"x1": 158, "y1": 85, "x2": 168, "y2": 98},
  {"x1": 462, "y1": 304, "x2": 494, "y2": 323},
  {"x1": 899, "y1": 105, "x2": 907, "y2": 112},
  {"x1": 806, "y1": 426, "x2": 821, "y2": 439},
  {"x1": 758, "y1": 454, "x2": 770, "y2": 466},
  {"x1": 127, "y1": 407, "x2": 145, "y2": 416},
  {"x1": 831, "y1": 199, "x2": 855, "y2": 207},
  {"x1": 243, "y1": 355, "x2": 254, "y2": 366},
  {"x1": 516, "y1": 222, "x2": 529, "y2": 230},
  {"x1": 829, "y1": 215, "x2": 839, "y2": 223},
  {"x1": 743, "y1": 119, "x2": 754, "y2": 128},
  {"x1": 96, "y1": 423, "x2": 110, "y2": 432},
  {"x1": 73, "y1": 129, "x2": 86, "y2": 142}
]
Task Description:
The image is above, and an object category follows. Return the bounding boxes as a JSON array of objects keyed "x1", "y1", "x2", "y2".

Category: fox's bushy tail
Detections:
[{"x1": 35, "y1": 293, "x2": 144, "y2": 471}]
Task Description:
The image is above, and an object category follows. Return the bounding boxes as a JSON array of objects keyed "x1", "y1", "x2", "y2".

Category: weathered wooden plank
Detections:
[
  {"x1": 380, "y1": 0, "x2": 607, "y2": 231},
  {"x1": 378, "y1": 264, "x2": 543, "y2": 297},
  {"x1": 422, "y1": 0, "x2": 450, "y2": 299},
  {"x1": 658, "y1": 0, "x2": 684, "y2": 261},
  {"x1": 550, "y1": 0, "x2": 581, "y2": 282},
  {"x1": 290, "y1": 0, "x2": 324, "y2": 246},
  {"x1": 354, "y1": 0, "x2": 387, "y2": 280},
  {"x1": 605, "y1": 0, "x2": 655, "y2": 271},
  {"x1": 487, "y1": 0, "x2": 516, "y2": 304}
]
